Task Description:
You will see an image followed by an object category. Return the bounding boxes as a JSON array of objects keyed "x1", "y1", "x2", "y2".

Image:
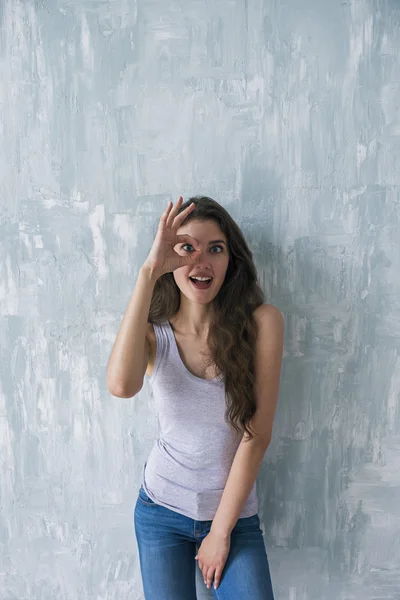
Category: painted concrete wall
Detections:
[{"x1": 1, "y1": 1, "x2": 400, "y2": 598}]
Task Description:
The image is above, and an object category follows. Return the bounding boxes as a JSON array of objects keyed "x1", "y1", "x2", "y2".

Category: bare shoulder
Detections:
[{"x1": 253, "y1": 303, "x2": 284, "y2": 330}]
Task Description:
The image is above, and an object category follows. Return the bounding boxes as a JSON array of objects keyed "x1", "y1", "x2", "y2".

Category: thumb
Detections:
[{"x1": 177, "y1": 254, "x2": 197, "y2": 268}]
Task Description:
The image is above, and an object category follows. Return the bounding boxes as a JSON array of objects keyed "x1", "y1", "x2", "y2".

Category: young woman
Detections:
[{"x1": 106, "y1": 196, "x2": 284, "y2": 599}]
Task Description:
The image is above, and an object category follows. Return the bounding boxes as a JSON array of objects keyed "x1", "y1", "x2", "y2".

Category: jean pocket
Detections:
[
  {"x1": 138, "y1": 486, "x2": 157, "y2": 507},
  {"x1": 235, "y1": 513, "x2": 261, "y2": 531}
]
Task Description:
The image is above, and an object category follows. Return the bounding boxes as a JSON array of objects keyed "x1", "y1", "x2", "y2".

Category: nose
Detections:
[{"x1": 193, "y1": 247, "x2": 211, "y2": 268}]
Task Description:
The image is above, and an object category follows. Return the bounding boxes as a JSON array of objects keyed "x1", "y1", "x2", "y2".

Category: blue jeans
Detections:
[{"x1": 134, "y1": 486, "x2": 275, "y2": 599}]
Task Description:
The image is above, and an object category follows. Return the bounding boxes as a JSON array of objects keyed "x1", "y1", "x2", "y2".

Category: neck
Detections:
[{"x1": 170, "y1": 295, "x2": 214, "y2": 336}]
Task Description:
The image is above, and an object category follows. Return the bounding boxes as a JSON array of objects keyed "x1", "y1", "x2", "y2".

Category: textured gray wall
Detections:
[{"x1": 1, "y1": 0, "x2": 400, "y2": 598}]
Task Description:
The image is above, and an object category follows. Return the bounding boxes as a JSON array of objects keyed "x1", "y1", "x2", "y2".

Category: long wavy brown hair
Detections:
[{"x1": 148, "y1": 196, "x2": 265, "y2": 439}]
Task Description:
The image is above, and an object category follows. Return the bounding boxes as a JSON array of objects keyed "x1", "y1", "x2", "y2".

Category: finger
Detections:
[
  {"x1": 165, "y1": 196, "x2": 183, "y2": 228},
  {"x1": 214, "y1": 566, "x2": 222, "y2": 590},
  {"x1": 159, "y1": 201, "x2": 173, "y2": 225},
  {"x1": 172, "y1": 201, "x2": 196, "y2": 228},
  {"x1": 175, "y1": 254, "x2": 199, "y2": 270},
  {"x1": 202, "y1": 565, "x2": 208, "y2": 580},
  {"x1": 206, "y1": 567, "x2": 215, "y2": 589},
  {"x1": 174, "y1": 234, "x2": 200, "y2": 249}
]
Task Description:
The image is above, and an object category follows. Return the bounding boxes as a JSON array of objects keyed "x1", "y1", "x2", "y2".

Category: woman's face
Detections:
[{"x1": 173, "y1": 219, "x2": 230, "y2": 304}]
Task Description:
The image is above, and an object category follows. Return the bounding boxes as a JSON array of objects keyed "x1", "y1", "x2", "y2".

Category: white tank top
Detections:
[{"x1": 141, "y1": 321, "x2": 258, "y2": 521}]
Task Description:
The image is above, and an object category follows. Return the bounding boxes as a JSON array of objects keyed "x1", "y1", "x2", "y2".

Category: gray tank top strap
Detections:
[{"x1": 148, "y1": 321, "x2": 172, "y2": 384}]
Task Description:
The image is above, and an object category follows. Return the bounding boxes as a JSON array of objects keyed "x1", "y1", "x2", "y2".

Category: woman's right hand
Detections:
[{"x1": 142, "y1": 196, "x2": 201, "y2": 280}]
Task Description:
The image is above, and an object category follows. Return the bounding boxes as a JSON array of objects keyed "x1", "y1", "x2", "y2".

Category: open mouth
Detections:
[{"x1": 189, "y1": 276, "x2": 213, "y2": 290}]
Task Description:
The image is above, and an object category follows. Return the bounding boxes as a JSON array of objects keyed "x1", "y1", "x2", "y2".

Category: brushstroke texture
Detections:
[{"x1": 0, "y1": 0, "x2": 399, "y2": 598}]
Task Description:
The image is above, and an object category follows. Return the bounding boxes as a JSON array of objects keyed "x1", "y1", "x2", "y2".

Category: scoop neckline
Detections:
[{"x1": 166, "y1": 320, "x2": 222, "y2": 384}]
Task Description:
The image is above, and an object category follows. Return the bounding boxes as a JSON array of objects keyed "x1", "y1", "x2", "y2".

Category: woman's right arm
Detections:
[
  {"x1": 106, "y1": 265, "x2": 158, "y2": 397},
  {"x1": 106, "y1": 196, "x2": 200, "y2": 398}
]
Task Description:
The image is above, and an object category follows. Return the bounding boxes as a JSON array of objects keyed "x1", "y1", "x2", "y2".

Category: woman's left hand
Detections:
[{"x1": 195, "y1": 529, "x2": 231, "y2": 590}]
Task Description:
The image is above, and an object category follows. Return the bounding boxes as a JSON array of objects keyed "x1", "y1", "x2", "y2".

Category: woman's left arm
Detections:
[{"x1": 195, "y1": 304, "x2": 284, "y2": 590}]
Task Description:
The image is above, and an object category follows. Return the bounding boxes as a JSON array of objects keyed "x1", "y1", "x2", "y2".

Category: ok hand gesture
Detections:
[{"x1": 143, "y1": 196, "x2": 201, "y2": 280}]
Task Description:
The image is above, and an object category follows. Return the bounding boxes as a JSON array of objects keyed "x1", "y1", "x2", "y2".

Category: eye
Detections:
[
  {"x1": 182, "y1": 244, "x2": 194, "y2": 252},
  {"x1": 210, "y1": 245, "x2": 224, "y2": 253}
]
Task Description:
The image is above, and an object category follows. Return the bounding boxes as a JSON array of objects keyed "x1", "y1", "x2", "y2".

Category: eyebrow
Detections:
[{"x1": 208, "y1": 239, "x2": 226, "y2": 245}]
